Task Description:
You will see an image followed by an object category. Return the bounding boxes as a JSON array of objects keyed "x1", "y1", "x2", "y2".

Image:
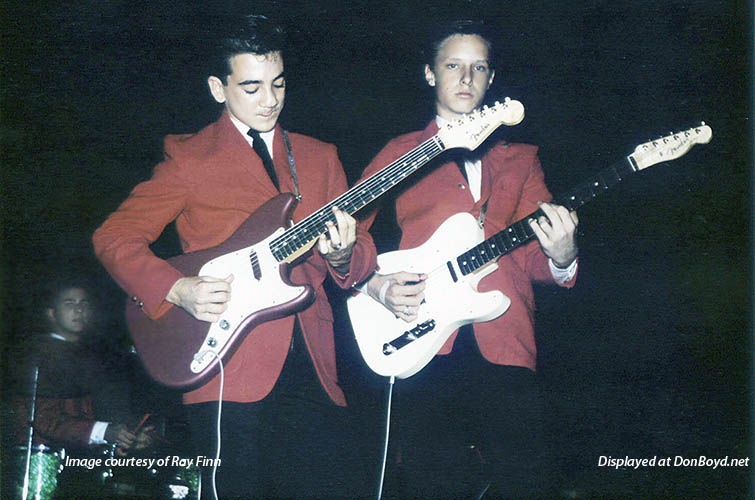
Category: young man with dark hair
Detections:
[
  {"x1": 12, "y1": 278, "x2": 152, "y2": 454},
  {"x1": 93, "y1": 14, "x2": 376, "y2": 499},
  {"x1": 358, "y1": 20, "x2": 579, "y2": 499}
]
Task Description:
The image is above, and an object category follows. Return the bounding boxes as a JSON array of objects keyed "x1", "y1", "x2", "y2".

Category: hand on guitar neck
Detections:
[
  {"x1": 317, "y1": 206, "x2": 358, "y2": 273},
  {"x1": 362, "y1": 201, "x2": 576, "y2": 325},
  {"x1": 527, "y1": 201, "x2": 579, "y2": 268}
]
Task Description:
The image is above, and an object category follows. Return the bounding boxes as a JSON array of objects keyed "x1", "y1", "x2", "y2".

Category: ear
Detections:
[
  {"x1": 207, "y1": 76, "x2": 227, "y2": 104},
  {"x1": 424, "y1": 64, "x2": 436, "y2": 87},
  {"x1": 45, "y1": 307, "x2": 56, "y2": 324},
  {"x1": 487, "y1": 69, "x2": 496, "y2": 89}
]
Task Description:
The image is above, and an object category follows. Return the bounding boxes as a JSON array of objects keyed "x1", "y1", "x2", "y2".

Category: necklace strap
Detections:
[{"x1": 281, "y1": 130, "x2": 301, "y2": 201}]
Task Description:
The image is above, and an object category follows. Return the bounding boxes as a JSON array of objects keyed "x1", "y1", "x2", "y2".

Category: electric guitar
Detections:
[
  {"x1": 347, "y1": 124, "x2": 712, "y2": 379},
  {"x1": 125, "y1": 99, "x2": 525, "y2": 389}
]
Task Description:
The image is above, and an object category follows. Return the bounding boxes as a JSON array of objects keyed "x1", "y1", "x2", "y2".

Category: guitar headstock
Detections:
[
  {"x1": 631, "y1": 123, "x2": 712, "y2": 171},
  {"x1": 437, "y1": 98, "x2": 525, "y2": 151}
]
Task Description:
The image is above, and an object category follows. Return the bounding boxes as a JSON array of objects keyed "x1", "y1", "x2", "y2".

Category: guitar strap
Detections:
[
  {"x1": 281, "y1": 129, "x2": 301, "y2": 201},
  {"x1": 477, "y1": 199, "x2": 489, "y2": 228}
]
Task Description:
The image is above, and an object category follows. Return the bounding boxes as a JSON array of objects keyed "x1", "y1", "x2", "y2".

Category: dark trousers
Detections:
[
  {"x1": 188, "y1": 322, "x2": 372, "y2": 500},
  {"x1": 387, "y1": 326, "x2": 548, "y2": 500}
]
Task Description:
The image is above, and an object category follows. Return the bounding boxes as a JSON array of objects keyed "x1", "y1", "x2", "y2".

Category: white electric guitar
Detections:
[
  {"x1": 125, "y1": 99, "x2": 524, "y2": 389},
  {"x1": 348, "y1": 124, "x2": 712, "y2": 379}
]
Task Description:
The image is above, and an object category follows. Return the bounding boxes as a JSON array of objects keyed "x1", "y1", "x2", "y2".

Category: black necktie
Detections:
[
  {"x1": 449, "y1": 149, "x2": 470, "y2": 183},
  {"x1": 247, "y1": 129, "x2": 279, "y2": 190}
]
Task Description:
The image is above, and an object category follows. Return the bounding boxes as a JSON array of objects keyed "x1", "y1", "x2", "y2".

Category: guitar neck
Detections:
[
  {"x1": 268, "y1": 99, "x2": 527, "y2": 262},
  {"x1": 270, "y1": 135, "x2": 446, "y2": 262},
  {"x1": 456, "y1": 156, "x2": 637, "y2": 276}
]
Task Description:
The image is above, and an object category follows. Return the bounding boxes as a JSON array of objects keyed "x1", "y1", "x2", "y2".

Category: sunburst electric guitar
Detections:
[
  {"x1": 125, "y1": 99, "x2": 525, "y2": 389},
  {"x1": 348, "y1": 124, "x2": 712, "y2": 379}
]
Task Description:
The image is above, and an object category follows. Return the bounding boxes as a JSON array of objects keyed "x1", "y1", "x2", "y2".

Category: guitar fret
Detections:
[
  {"x1": 596, "y1": 171, "x2": 614, "y2": 191},
  {"x1": 269, "y1": 137, "x2": 446, "y2": 261},
  {"x1": 454, "y1": 151, "x2": 657, "y2": 277},
  {"x1": 489, "y1": 233, "x2": 506, "y2": 256},
  {"x1": 269, "y1": 105, "x2": 531, "y2": 263},
  {"x1": 504, "y1": 231, "x2": 516, "y2": 251},
  {"x1": 469, "y1": 245, "x2": 484, "y2": 271},
  {"x1": 478, "y1": 240, "x2": 495, "y2": 263},
  {"x1": 511, "y1": 221, "x2": 528, "y2": 244},
  {"x1": 457, "y1": 253, "x2": 471, "y2": 274}
]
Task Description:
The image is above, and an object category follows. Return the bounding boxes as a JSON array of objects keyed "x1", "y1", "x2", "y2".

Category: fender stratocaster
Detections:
[
  {"x1": 348, "y1": 124, "x2": 712, "y2": 379},
  {"x1": 126, "y1": 99, "x2": 525, "y2": 388}
]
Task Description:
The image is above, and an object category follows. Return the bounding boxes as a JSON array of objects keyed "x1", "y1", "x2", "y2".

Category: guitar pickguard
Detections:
[{"x1": 348, "y1": 213, "x2": 511, "y2": 378}]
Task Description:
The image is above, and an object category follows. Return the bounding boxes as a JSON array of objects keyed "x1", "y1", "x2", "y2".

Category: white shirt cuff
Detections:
[
  {"x1": 549, "y1": 258, "x2": 578, "y2": 284},
  {"x1": 89, "y1": 421, "x2": 109, "y2": 445}
]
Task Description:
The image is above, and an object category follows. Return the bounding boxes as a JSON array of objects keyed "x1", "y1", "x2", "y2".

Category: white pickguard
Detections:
[
  {"x1": 347, "y1": 213, "x2": 511, "y2": 378},
  {"x1": 190, "y1": 227, "x2": 307, "y2": 373}
]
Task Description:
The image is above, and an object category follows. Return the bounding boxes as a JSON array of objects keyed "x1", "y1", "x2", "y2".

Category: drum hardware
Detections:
[
  {"x1": 21, "y1": 365, "x2": 39, "y2": 500},
  {"x1": 11, "y1": 445, "x2": 66, "y2": 500}
]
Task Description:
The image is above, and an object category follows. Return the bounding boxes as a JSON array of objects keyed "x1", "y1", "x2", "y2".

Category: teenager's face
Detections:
[
  {"x1": 47, "y1": 287, "x2": 92, "y2": 337},
  {"x1": 425, "y1": 34, "x2": 495, "y2": 121},
  {"x1": 208, "y1": 51, "x2": 285, "y2": 132}
]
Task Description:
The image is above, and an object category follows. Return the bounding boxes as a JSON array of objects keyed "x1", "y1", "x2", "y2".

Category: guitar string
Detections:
[
  {"x1": 376, "y1": 126, "x2": 704, "y2": 326},
  {"x1": 276, "y1": 105, "x2": 531, "y2": 255},
  {"x1": 270, "y1": 137, "x2": 443, "y2": 256},
  {"x1": 273, "y1": 138, "x2": 438, "y2": 252},
  {"x1": 270, "y1": 103, "x2": 519, "y2": 257},
  {"x1": 272, "y1": 123, "x2": 701, "y2": 260}
]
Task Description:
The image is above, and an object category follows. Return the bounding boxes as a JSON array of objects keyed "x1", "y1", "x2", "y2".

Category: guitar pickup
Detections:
[
  {"x1": 249, "y1": 251, "x2": 262, "y2": 280},
  {"x1": 382, "y1": 320, "x2": 436, "y2": 355}
]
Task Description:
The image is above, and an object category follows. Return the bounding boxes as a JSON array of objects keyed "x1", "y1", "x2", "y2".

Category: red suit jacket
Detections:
[
  {"x1": 93, "y1": 111, "x2": 377, "y2": 405},
  {"x1": 360, "y1": 121, "x2": 576, "y2": 371}
]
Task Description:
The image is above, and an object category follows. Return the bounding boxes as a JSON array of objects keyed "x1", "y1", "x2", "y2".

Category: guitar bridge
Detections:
[{"x1": 382, "y1": 320, "x2": 436, "y2": 355}]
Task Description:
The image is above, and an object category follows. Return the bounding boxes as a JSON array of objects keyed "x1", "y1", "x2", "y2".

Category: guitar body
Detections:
[
  {"x1": 125, "y1": 193, "x2": 315, "y2": 389},
  {"x1": 348, "y1": 124, "x2": 711, "y2": 379},
  {"x1": 348, "y1": 213, "x2": 511, "y2": 378},
  {"x1": 118, "y1": 101, "x2": 528, "y2": 388}
]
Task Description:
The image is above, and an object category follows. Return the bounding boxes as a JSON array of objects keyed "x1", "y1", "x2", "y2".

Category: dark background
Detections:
[{"x1": 1, "y1": 0, "x2": 751, "y2": 498}]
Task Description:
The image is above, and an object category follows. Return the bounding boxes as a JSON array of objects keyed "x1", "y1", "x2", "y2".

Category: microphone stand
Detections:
[{"x1": 21, "y1": 365, "x2": 39, "y2": 500}]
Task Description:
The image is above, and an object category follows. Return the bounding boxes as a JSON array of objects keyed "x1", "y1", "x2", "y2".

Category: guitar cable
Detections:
[
  {"x1": 194, "y1": 350, "x2": 224, "y2": 500},
  {"x1": 376, "y1": 375, "x2": 395, "y2": 500}
]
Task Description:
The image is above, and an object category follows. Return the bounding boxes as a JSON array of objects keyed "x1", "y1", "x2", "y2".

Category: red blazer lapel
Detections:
[{"x1": 215, "y1": 111, "x2": 280, "y2": 197}]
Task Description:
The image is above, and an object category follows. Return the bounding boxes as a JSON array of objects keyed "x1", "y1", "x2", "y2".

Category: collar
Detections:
[{"x1": 229, "y1": 113, "x2": 276, "y2": 159}]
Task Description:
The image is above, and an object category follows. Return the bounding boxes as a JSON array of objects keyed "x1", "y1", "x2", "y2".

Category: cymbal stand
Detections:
[{"x1": 21, "y1": 365, "x2": 39, "y2": 500}]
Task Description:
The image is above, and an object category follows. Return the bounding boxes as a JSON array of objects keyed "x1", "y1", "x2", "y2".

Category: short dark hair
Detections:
[
  {"x1": 206, "y1": 14, "x2": 287, "y2": 84},
  {"x1": 423, "y1": 19, "x2": 495, "y2": 70},
  {"x1": 42, "y1": 276, "x2": 93, "y2": 310}
]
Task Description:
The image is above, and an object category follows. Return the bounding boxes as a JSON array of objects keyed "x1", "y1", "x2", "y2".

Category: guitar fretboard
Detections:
[
  {"x1": 456, "y1": 157, "x2": 637, "y2": 275},
  {"x1": 269, "y1": 136, "x2": 446, "y2": 261}
]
